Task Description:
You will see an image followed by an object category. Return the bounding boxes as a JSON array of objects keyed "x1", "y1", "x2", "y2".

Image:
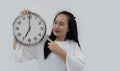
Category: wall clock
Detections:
[{"x1": 13, "y1": 12, "x2": 46, "y2": 45}]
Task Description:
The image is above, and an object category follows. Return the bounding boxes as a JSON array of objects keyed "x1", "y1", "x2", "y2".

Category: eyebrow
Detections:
[
  {"x1": 54, "y1": 21, "x2": 64, "y2": 23},
  {"x1": 59, "y1": 21, "x2": 64, "y2": 24}
]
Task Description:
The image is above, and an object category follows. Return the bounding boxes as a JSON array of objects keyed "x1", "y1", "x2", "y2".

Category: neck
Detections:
[{"x1": 55, "y1": 36, "x2": 66, "y2": 41}]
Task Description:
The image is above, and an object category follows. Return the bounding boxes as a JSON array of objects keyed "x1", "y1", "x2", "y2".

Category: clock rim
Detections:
[{"x1": 13, "y1": 12, "x2": 47, "y2": 46}]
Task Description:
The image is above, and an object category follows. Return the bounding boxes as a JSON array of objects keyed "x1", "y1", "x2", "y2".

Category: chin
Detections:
[
  {"x1": 53, "y1": 32, "x2": 59, "y2": 36},
  {"x1": 54, "y1": 34, "x2": 59, "y2": 36}
]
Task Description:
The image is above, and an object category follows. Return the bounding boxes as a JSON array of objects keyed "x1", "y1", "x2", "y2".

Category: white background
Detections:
[{"x1": 0, "y1": 0, "x2": 120, "y2": 71}]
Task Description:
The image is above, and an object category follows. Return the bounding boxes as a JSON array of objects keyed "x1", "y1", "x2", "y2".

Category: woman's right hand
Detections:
[{"x1": 20, "y1": 9, "x2": 31, "y2": 14}]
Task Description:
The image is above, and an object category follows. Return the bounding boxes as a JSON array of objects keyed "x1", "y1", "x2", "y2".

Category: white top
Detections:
[{"x1": 14, "y1": 39, "x2": 85, "y2": 71}]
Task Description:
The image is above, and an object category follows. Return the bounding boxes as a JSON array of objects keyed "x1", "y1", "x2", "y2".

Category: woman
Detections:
[{"x1": 13, "y1": 9, "x2": 85, "y2": 71}]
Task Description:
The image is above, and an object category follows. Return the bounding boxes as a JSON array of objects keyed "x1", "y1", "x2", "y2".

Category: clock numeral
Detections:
[
  {"x1": 22, "y1": 37, "x2": 25, "y2": 40},
  {"x1": 34, "y1": 37, "x2": 37, "y2": 41},
  {"x1": 38, "y1": 33, "x2": 41, "y2": 36},
  {"x1": 38, "y1": 21, "x2": 41, "y2": 25},
  {"x1": 22, "y1": 17, "x2": 26, "y2": 20},
  {"x1": 40, "y1": 27, "x2": 44, "y2": 30},
  {"x1": 28, "y1": 39, "x2": 31, "y2": 42},
  {"x1": 18, "y1": 21, "x2": 21, "y2": 25},
  {"x1": 17, "y1": 33, "x2": 21, "y2": 36},
  {"x1": 16, "y1": 27, "x2": 19, "y2": 30},
  {"x1": 35, "y1": 17, "x2": 37, "y2": 20},
  {"x1": 28, "y1": 15, "x2": 32, "y2": 19}
]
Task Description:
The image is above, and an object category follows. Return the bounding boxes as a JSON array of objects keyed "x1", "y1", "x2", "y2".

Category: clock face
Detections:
[{"x1": 13, "y1": 13, "x2": 46, "y2": 45}]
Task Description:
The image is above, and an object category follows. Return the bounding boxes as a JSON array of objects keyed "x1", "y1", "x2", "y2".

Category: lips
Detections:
[{"x1": 53, "y1": 30, "x2": 60, "y2": 34}]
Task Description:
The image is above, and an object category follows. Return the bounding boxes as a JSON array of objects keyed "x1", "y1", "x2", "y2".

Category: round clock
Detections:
[{"x1": 13, "y1": 12, "x2": 46, "y2": 45}]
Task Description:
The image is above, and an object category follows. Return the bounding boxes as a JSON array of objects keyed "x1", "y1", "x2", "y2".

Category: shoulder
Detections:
[
  {"x1": 67, "y1": 40, "x2": 78, "y2": 46},
  {"x1": 66, "y1": 40, "x2": 80, "y2": 49}
]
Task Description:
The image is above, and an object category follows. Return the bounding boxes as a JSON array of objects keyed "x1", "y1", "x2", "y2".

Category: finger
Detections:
[
  {"x1": 48, "y1": 45, "x2": 50, "y2": 48},
  {"x1": 48, "y1": 43, "x2": 50, "y2": 45},
  {"x1": 47, "y1": 38, "x2": 53, "y2": 43},
  {"x1": 20, "y1": 11, "x2": 24, "y2": 14},
  {"x1": 24, "y1": 9, "x2": 29, "y2": 14},
  {"x1": 49, "y1": 47, "x2": 52, "y2": 51},
  {"x1": 20, "y1": 9, "x2": 31, "y2": 14},
  {"x1": 48, "y1": 46, "x2": 52, "y2": 51},
  {"x1": 25, "y1": 9, "x2": 31, "y2": 13}
]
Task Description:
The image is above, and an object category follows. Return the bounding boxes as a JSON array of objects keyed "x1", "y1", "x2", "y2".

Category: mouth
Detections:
[{"x1": 54, "y1": 30, "x2": 60, "y2": 33}]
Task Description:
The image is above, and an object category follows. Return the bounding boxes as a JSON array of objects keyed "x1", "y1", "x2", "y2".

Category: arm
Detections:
[
  {"x1": 57, "y1": 48, "x2": 66, "y2": 62},
  {"x1": 47, "y1": 38, "x2": 67, "y2": 62},
  {"x1": 65, "y1": 43, "x2": 85, "y2": 71},
  {"x1": 13, "y1": 9, "x2": 30, "y2": 49},
  {"x1": 13, "y1": 38, "x2": 17, "y2": 49},
  {"x1": 47, "y1": 38, "x2": 85, "y2": 71},
  {"x1": 13, "y1": 37, "x2": 38, "y2": 62}
]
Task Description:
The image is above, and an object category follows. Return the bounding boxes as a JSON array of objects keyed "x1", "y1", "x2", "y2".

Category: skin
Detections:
[
  {"x1": 13, "y1": 38, "x2": 17, "y2": 49},
  {"x1": 13, "y1": 9, "x2": 69, "y2": 62},
  {"x1": 53, "y1": 14, "x2": 69, "y2": 41}
]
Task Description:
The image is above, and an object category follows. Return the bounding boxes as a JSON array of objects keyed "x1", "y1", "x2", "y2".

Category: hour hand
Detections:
[{"x1": 25, "y1": 26, "x2": 31, "y2": 37}]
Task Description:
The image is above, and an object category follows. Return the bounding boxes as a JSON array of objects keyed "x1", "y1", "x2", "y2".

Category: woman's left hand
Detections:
[
  {"x1": 47, "y1": 38, "x2": 67, "y2": 61},
  {"x1": 47, "y1": 38, "x2": 62, "y2": 53}
]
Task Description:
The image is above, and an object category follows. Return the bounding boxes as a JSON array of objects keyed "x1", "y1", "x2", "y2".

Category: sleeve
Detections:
[
  {"x1": 66, "y1": 43, "x2": 85, "y2": 71},
  {"x1": 14, "y1": 35, "x2": 47, "y2": 62},
  {"x1": 14, "y1": 42, "x2": 38, "y2": 62}
]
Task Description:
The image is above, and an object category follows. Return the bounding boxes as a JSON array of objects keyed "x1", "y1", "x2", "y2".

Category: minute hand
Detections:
[{"x1": 24, "y1": 15, "x2": 31, "y2": 39}]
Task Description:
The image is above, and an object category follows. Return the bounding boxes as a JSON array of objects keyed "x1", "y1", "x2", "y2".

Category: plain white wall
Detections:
[{"x1": 0, "y1": 0, "x2": 120, "y2": 71}]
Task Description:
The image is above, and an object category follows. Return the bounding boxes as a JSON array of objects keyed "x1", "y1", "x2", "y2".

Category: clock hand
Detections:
[
  {"x1": 28, "y1": 15, "x2": 31, "y2": 33},
  {"x1": 24, "y1": 26, "x2": 31, "y2": 38},
  {"x1": 23, "y1": 15, "x2": 31, "y2": 40}
]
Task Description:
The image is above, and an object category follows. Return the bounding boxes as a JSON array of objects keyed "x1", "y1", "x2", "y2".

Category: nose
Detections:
[{"x1": 54, "y1": 24, "x2": 59, "y2": 28}]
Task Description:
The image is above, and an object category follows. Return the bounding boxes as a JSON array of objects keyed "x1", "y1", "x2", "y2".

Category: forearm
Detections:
[
  {"x1": 47, "y1": 38, "x2": 67, "y2": 62},
  {"x1": 13, "y1": 38, "x2": 17, "y2": 49},
  {"x1": 56, "y1": 48, "x2": 67, "y2": 62}
]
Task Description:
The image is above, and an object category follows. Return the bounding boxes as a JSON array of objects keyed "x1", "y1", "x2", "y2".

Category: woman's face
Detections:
[{"x1": 53, "y1": 14, "x2": 69, "y2": 40}]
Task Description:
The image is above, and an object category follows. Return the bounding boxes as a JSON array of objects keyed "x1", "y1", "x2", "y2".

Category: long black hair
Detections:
[{"x1": 44, "y1": 11, "x2": 80, "y2": 59}]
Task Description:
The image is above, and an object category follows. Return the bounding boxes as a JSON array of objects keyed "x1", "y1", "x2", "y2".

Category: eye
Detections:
[
  {"x1": 59, "y1": 22, "x2": 64, "y2": 26},
  {"x1": 53, "y1": 21, "x2": 57, "y2": 24}
]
